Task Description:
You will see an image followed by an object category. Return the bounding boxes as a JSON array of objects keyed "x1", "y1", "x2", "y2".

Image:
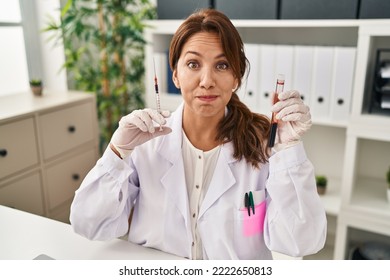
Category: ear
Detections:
[
  {"x1": 172, "y1": 69, "x2": 180, "y2": 89},
  {"x1": 232, "y1": 78, "x2": 239, "y2": 91}
]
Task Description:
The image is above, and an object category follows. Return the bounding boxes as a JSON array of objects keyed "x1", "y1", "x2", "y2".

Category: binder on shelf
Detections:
[
  {"x1": 369, "y1": 49, "x2": 390, "y2": 115},
  {"x1": 157, "y1": 0, "x2": 210, "y2": 19},
  {"x1": 166, "y1": 51, "x2": 180, "y2": 94},
  {"x1": 330, "y1": 47, "x2": 356, "y2": 121},
  {"x1": 258, "y1": 45, "x2": 276, "y2": 115},
  {"x1": 293, "y1": 46, "x2": 314, "y2": 105},
  {"x1": 239, "y1": 44, "x2": 260, "y2": 111},
  {"x1": 310, "y1": 46, "x2": 335, "y2": 119},
  {"x1": 280, "y1": 0, "x2": 358, "y2": 19},
  {"x1": 359, "y1": 0, "x2": 390, "y2": 19},
  {"x1": 275, "y1": 45, "x2": 294, "y2": 90},
  {"x1": 215, "y1": 0, "x2": 278, "y2": 19}
]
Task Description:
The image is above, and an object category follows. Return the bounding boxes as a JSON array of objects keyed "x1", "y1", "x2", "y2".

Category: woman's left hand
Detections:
[{"x1": 271, "y1": 90, "x2": 312, "y2": 145}]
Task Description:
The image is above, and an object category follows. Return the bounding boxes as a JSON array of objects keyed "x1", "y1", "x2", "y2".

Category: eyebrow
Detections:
[{"x1": 184, "y1": 50, "x2": 226, "y2": 59}]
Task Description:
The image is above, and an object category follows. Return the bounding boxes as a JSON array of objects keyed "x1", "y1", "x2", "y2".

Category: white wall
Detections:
[{"x1": 35, "y1": 0, "x2": 67, "y2": 91}]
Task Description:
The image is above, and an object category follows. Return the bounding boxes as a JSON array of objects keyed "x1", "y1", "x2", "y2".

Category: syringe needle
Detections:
[{"x1": 153, "y1": 58, "x2": 163, "y2": 131}]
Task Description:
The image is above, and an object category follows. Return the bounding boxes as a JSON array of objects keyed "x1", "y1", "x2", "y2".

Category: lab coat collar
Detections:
[
  {"x1": 198, "y1": 143, "x2": 236, "y2": 219},
  {"x1": 158, "y1": 103, "x2": 191, "y2": 238},
  {"x1": 157, "y1": 103, "x2": 185, "y2": 164}
]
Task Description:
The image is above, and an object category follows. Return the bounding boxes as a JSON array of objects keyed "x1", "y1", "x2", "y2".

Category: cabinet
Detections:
[
  {"x1": 144, "y1": 19, "x2": 390, "y2": 259},
  {"x1": 0, "y1": 91, "x2": 99, "y2": 224}
]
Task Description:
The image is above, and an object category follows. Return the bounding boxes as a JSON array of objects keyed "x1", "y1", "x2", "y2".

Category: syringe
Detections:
[
  {"x1": 268, "y1": 74, "x2": 285, "y2": 148},
  {"x1": 153, "y1": 58, "x2": 163, "y2": 131}
]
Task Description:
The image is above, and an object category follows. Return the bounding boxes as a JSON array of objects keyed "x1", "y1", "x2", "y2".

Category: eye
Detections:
[
  {"x1": 216, "y1": 62, "x2": 229, "y2": 71},
  {"x1": 187, "y1": 61, "x2": 199, "y2": 69}
]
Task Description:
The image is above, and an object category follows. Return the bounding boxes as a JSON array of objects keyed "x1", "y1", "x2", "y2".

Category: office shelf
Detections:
[
  {"x1": 351, "y1": 177, "x2": 390, "y2": 217},
  {"x1": 304, "y1": 243, "x2": 335, "y2": 260},
  {"x1": 144, "y1": 18, "x2": 390, "y2": 260},
  {"x1": 320, "y1": 182, "x2": 341, "y2": 216}
]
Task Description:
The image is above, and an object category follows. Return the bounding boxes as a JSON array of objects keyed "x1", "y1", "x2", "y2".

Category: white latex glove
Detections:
[
  {"x1": 271, "y1": 90, "x2": 312, "y2": 149},
  {"x1": 110, "y1": 108, "x2": 172, "y2": 159}
]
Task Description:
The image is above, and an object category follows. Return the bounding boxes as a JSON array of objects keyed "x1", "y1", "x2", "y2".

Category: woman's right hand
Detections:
[{"x1": 110, "y1": 109, "x2": 172, "y2": 159}]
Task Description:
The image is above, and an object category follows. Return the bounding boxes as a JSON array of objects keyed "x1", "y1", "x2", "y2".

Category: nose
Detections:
[{"x1": 199, "y1": 67, "x2": 216, "y2": 89}]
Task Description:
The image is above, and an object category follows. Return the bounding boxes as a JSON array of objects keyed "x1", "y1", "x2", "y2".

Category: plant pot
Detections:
[
  {"x1": 317, "y1": 185, "x2": 326, "y2": 195},
  {"x1": 30, "y1": 85, "x2": 43, "y2": 96}
]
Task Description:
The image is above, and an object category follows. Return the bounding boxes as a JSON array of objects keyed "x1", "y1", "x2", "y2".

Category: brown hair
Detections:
[{"x1": 169, "y1": 9, "x2": 270, "y2": 168}]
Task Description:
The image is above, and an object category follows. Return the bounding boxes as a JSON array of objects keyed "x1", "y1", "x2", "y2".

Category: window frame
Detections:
[{"x1": 0, "y1": 0, "x2": 43, "y2": 84}]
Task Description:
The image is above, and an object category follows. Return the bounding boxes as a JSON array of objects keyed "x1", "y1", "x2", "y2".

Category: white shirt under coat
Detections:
[
  {"x1": 182, "y1": 131, "x2": 221, "y2": 259},
  {"x1": 70, "y1": 103, "x2": 327, "y2": 259}
]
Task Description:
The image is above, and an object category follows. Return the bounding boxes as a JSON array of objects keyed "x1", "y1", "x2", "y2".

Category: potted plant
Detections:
[
  {"x1": 29, "y1": 79, "x2": 43, "y2": 96},
  {"x1": 44, "y1": 0, "x2": 156, "y2": 152},
  {"x1": 316, "y1": 175, "x2": 327, "y2": 195}
]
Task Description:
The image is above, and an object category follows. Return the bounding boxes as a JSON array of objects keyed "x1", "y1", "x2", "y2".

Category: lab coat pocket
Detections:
[
  {"x1": 233, "y1": 199, "x2": 267, "y2": 259},
  {"x1": 240, "y1": 201, "x2": 266, "y2": 236}
]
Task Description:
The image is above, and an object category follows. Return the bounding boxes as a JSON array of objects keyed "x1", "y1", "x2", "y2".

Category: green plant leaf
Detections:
[
  {"x1": 44, "y1": 0, "x2": 156, "y2": 153},
  {"x1": 61, "y1": 0, "x2": 73, "y2": 18}
]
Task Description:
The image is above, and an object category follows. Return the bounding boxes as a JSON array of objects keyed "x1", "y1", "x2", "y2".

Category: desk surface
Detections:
[{"x1": 0, "y1": 206, "x2": 183, "y2": 260}]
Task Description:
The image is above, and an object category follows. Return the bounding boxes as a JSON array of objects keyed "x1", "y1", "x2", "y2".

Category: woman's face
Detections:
[{"x1": 173, "y1": 32, "x2": 238, "y2": 119}]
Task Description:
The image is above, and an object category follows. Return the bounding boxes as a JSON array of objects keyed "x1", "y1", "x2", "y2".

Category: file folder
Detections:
[
  {"x1": 293, "y1": 46, "x2": 314, "y2": 105},
  {"x1": 275, "y1": 45, "x2": 294, "y2": 90},
  {"x1": 330, "y1": 47, "x2": 356, "y2": 121},
  {"x1": 166, "y1": 51, "x2": 180, "y2": 94},
  {"x1": 239, "y1": 44, "x2": 260, "y2": 111},
  {"x1": 310, "y1": 46, "x2": 335, "y2": 119},
  {"x1": 258, "y1": 45, "x2": 276, "y2": 115}
]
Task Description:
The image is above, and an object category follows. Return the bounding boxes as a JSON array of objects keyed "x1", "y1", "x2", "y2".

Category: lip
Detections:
[{"x1": 196, "y1": 95, "x2": 219, "y2": 102}]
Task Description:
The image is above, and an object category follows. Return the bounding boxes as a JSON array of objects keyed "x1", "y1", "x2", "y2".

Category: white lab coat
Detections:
[{"x1": 70, "y1": 103, "x2": 327, "y2": 260}]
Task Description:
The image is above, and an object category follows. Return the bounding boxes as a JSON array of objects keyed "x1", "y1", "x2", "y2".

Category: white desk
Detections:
[{"x1": 0, "y1": 205, "x2": 183, "y2": 260}]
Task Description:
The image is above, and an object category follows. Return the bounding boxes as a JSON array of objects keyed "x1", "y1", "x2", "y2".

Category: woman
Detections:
[{"x1": 70, "y1": 8, "x2": 326, "y2": 260}]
